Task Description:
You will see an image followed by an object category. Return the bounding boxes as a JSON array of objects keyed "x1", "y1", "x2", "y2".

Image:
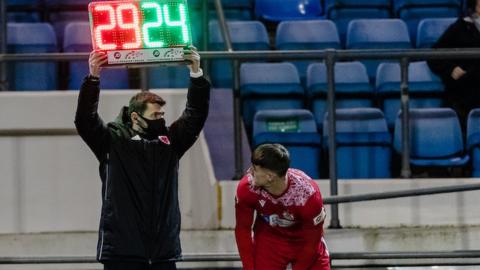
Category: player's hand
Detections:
[
  {"x1": 184, "y1": 46, "x2": 201, "y2": 73},
  {"x1": 89, "y1": 51, "x2": 108, "y2": 78},
  {"x1": 451, "y1": 66, "x2": 466, "y2": 80}
]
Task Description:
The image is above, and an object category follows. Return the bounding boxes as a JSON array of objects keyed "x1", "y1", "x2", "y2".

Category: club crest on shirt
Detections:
[{"x1": 159, "y1": 136, "x2": 171, "y2": 145}]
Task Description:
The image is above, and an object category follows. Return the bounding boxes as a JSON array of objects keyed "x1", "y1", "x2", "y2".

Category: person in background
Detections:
[{"x1": 428, "y1": 0, "x2": 480, "y2": 133}]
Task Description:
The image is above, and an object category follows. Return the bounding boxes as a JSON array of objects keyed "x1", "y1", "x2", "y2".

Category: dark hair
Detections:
[
  {"x1": 466, "y1": 0, "x2": 478, "y2": 16},
  {"x1": 128, "y1": 92, "x2": 166, "y2": 117},
  {"x1": 251, "y1": 144, "x2": 290, "y2": 177}
]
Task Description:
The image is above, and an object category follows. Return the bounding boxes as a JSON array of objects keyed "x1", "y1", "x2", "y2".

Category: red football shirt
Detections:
[{"x1": 235, "y1": 168, "x2": 327, "y2": 270}]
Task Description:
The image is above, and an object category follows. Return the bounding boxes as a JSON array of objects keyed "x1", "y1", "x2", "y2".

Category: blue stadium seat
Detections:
[
  {"x1": 323, "y1": 108, "x2": 392, "y2": 179},
  {"x1": 7, "y1": 23, "x2": 58, "y2": 91},
  {"x1": 394, "y1": 108, "x2": 469, "y2": 167},
  {"x1": 253, "y1": 109, "x2": 322, "y2": 179},
  {"x1": 209, "y1": 21, "x2": 270, "y2": 87},
  {"x1": 307, "y1": 62, "x2": 374, "y2": 128},
  {"x1": 63, "y1": 22, "x2": 129, "y2": 90},
  {"x1": 189, "y1": 0, "x2": 253, "y2": 9},
  {"x1": 376, "y1": 61, "x2": 444, "y2": 128},
  {"x1": 275, "y1": 20, "x2": 341, "y2": 84},
  {"x1": 255, "y1": 0, "x2": 323, "y2": 22},
  {"x1": 416, "y1": 18, "x2": 456, "y2": 48},
  {"x1": 346, "y1": 19, "x2": 412, "y2": 82},
  {"x1": 467, "y1": 109, "x2": 480, "y2": 177},
  {"x1": 325, "y1": 0, "x2": 392, "y2": 45},
  {"x1": 240, "y1": 63, "x2": 305, "y2": 132},
  {"x1": 394, "y1": 0, "x2": 462, "y2": 43}
]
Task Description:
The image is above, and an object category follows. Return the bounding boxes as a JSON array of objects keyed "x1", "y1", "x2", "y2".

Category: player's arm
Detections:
[
  {"x1": 74, "y1": 51, "x2": 110, "y2": 162},
  {"x1": 234, "y1": 178, "x2": 256, "y2": 270},
  {"x1": 292, "y1": 192, "x2": 326, "y2": 270},
  {"x1": 169, "y1": 46, "x2": 211, "y2": 157}
]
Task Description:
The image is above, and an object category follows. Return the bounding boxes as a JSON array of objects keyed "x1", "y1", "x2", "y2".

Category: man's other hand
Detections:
[
  {"x1": 184, "y1": 46, "x2": 201, "y2": 73},
  {"x1": 89, "y1": 51, "x2": 108, "y2": 78}
]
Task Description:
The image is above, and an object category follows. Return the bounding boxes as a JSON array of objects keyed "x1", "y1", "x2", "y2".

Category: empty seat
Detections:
[
  {"x1": 346, "y1": 19, "x2": 412, "y2": 82},
  {"x1": 253, "y1": 109, "x2": 322, "y2": 178},
  {"x1": 416, "y1": 18, "x2": 456, "y2": 48},
  {"x1": 209, "y1": 20, "x2": 270, "y2": 87},
  {"x1": 7, "y1": 23, "x2": 58, "y2": 91},
  {"x1": 307, "y1": 62, "x2": 374, "y2": 128},
  {"x1": 323, "y1": 108, "x2": 392, "y2": 178},
  {"x1": 325, "y1": 0, "x2": 392, "y2": 45},
  {"x1": 255, "y1": 0, "x2": 323, "y2": 22},
  {"x1": 376, "y1": 61, "x2": 444, "y2": 128},
  {"x1": 63, "y1": 22, "x2": 129, "y2": 90},
  {"x1": 467, "y1": 109, "x2": 480, "y2": 177},
  {"x1": 275, "y1": 20, "x2": 341, "y2": 83},
  {"x1": 240, "y1": 63, "x2": 305, "y2": 132},
  {"x1": 394, "y1": 0, "x2": 462, "y2": 43},
  {"x1": 394, "y1": 108, "x2": 469, "y2": 167}
]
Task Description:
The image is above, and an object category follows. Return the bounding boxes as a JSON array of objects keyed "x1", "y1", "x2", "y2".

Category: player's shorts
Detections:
[{"x1": 254, "y1": 233, "x2": 330, "y2": 270}]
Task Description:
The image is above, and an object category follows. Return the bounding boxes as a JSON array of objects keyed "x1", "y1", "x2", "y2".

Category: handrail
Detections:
[
  {"x1": 1, "y1": 250, "x2": 480, "y2": 264},
  {"x1": 3, "y1": 48, "x2": 480, "y2": 228},
  {"x1": 2, "y1": 48, "x2": 480, "y2": 61}
]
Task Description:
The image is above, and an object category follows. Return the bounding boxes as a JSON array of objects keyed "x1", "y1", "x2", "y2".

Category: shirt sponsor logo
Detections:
[{"x1": 261, "y1": 214, "x2": 297, "y2": 228}]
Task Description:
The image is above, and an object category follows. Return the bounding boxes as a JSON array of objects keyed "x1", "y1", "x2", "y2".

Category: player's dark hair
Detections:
[
  {"x1": 251, "y1": 144, "x2": 290, "y2": 177},
  {"x1": 466, "y1": 0, "x2": 478, "y2": 16},
  {"x1": 128, "y1": 92, "x2": 166, "y2": 118}
]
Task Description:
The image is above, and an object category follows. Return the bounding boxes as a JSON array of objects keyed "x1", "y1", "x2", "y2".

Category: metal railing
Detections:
[
  {"x1": 1, "y1": 250, "x2": 480, "y2": 267},
  {"x1": 2, "y1": 48, "x2": 480, "y2": 228}
]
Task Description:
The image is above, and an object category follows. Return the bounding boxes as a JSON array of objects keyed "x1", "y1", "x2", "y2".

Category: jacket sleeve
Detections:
[
  {"x1": 169, "y1": 76, "x2": 211, "y2": 157},
  {"x1": 427, "y1": 21, "x2": 461, "y2": 80},
  {"x1": 74, "y1": 76, "x2": 110, "y2": 162},
  {"x1": 234, "y1": 177, "x2": 256, "y2": 270}
]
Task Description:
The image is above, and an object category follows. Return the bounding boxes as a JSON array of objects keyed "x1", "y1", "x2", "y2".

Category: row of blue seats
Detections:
[
  {"x1": 209, "y1": 18, "x2": 455, "y2": 87},
  {"x1": 5, "y1": 18, "x2": 452, "y2": 91},
  {"x1": 240, "y1": 61, "x2": 443, "y2": 130},
  {"x1": 254, "y1": 107, "x2": 479, "y2": 179}
]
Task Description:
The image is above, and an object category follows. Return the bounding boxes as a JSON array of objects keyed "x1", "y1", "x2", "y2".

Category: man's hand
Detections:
[
  {"x1": 89, "y1": 51, "x2": 108, "y2": 78},
  {"x1": 451, "y1": 66, "x2": 466, "y2": 80},
  {"x1": 184, "y1": 46, "x2": 201, "y2": 73}
]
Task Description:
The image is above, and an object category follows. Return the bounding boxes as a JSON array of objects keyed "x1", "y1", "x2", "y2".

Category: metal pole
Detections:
[
  {"x1": 212, "y1": 0, "x2": 242, "y2": 178},
  {"x1": 326, "y1": 49, "x2": 341, "y2": 229},
  {"x1": 139, "y1": 68, "x2": 149, "y2": 92},
  {"x1": 0, "y1": 0, "x2": 8, "y2": 91},
  {"x1": 232, "y1": 60, "x2": 243, "y2": 179},
  {"x1": 201, "y1": 0, "x2": 209, "y2": 77},
  {"x1": 213, "y1": 0, "x2": 233, "y2": 52},
  {"x1": 400, "y1": 57, "x2": 411, "y2": 178}
]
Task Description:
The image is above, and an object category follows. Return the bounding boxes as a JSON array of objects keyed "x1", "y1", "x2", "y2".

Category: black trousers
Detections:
[{"x1": 103, "y1": 261, "x2": 177, "y2": 270}]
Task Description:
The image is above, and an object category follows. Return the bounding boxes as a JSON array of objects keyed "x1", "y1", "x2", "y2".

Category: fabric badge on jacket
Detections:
[{"x1": 159, "y1": 136, "x2": 171, "y2": 145}]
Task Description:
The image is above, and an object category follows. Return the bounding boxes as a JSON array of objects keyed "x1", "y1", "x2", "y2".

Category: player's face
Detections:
[
  {"x1": 476, "y1": 0, "x2": 480, "y2": 16},
  {"x1": 251, "y1": 165, "x2": 275, "y2": 188},
  {"x1": 142, "y1": 103, "x2": 165, "y2": 120}
]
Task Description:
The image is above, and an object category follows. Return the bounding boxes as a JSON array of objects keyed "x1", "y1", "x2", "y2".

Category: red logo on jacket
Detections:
[{"x1": 159, "y1": 136, "x2": 171, "y2": 145}]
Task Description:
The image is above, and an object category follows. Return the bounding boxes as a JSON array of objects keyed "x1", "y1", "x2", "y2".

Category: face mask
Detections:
[{"x1": 136, "y1": 114, "x2": 167, "y2": 139}]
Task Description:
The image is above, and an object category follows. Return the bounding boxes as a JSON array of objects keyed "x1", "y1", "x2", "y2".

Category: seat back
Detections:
[
  {"x1": 8, "y1": 23, "x2": 58, "y2": 90},
  {"x1": 394, "y1": 108, "x2": 464, "y2": 158},
  {"x1": 416, "y1": 18, "x2": 456, "y2": 48}
]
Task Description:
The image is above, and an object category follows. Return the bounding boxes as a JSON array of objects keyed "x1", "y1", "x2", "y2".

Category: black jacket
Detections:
[
  {"x1": 75, "y1": 75, "x2": 210, "y2": 263},
  {"x1": 427, "y1": 18, "x2": 480, "y2": 100}
]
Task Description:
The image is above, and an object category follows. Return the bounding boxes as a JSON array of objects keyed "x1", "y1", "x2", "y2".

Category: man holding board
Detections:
[{"x1": 76, "y1": 1, "x2": 210, "y2": 269}]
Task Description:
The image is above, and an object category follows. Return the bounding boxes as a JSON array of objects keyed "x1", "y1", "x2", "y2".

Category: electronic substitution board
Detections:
[{"x1": 88, "y1": 0, "x2": 193, "y2": 65}]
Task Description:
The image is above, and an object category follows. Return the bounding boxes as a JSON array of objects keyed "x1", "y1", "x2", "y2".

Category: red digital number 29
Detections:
[{"x1": 94, "y1": 4, "x2": 141, "y2": 50}]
